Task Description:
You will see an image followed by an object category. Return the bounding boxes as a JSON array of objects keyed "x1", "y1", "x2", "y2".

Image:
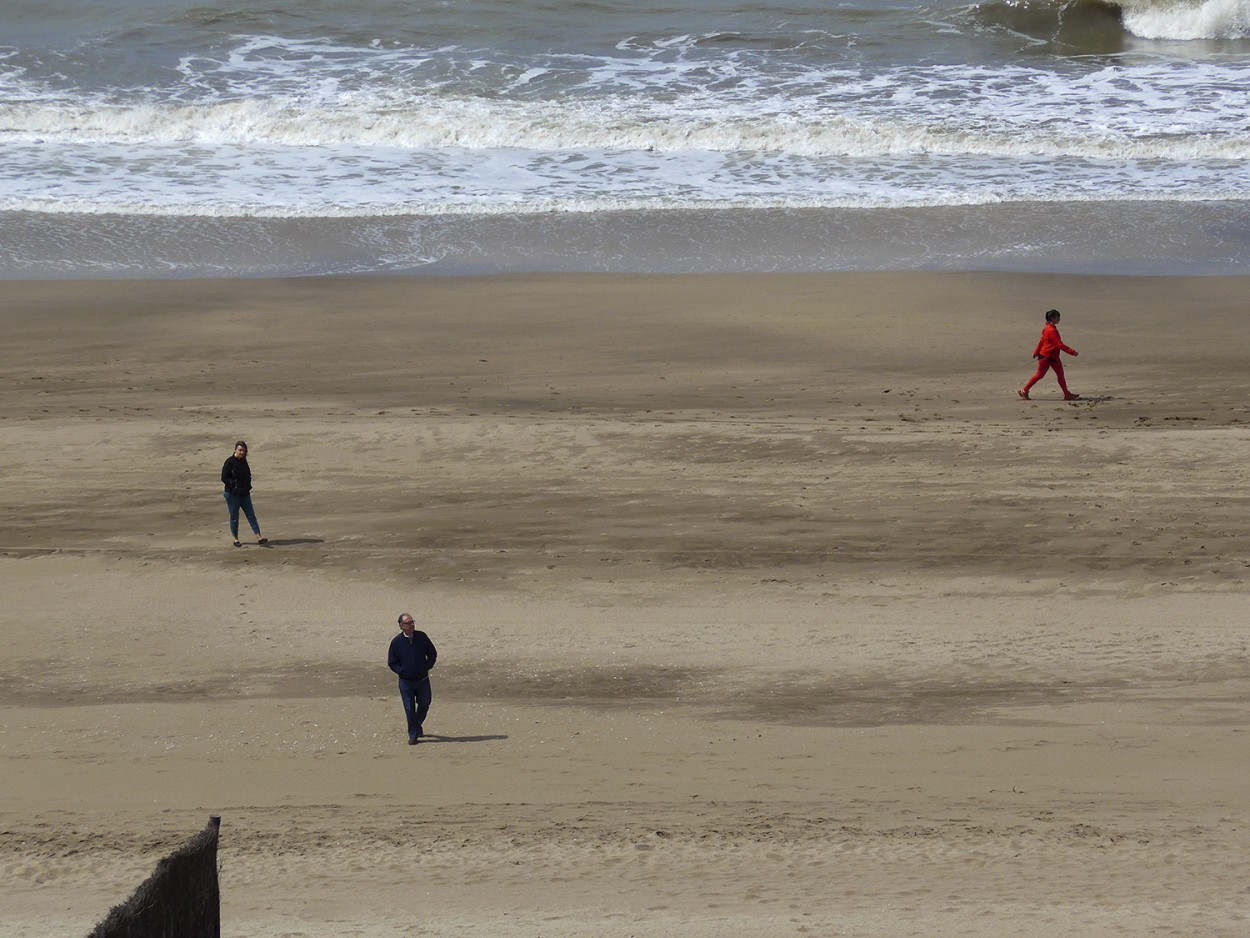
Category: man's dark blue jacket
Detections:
[{"x1": 388, "y1": 630, "x2": 438, "y2": 682}]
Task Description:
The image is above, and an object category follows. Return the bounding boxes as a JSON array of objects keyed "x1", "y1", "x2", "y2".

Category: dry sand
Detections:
[{"x1": 2, "y1": 272, "x2": 1249, "y2": 936}]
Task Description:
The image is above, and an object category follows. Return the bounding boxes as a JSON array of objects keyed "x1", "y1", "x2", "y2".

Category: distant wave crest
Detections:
[
  {"x1": 974, "y1": 0, "x2": 1250, "y2": 42},
  {"x1": 1121, "y1": 0, "x2": 1250, "y2": 40}
]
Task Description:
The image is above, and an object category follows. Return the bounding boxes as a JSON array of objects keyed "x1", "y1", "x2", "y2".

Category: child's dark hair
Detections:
[{"x1": 1044, "y1": 309, "x2": 1061, "y2": 323}]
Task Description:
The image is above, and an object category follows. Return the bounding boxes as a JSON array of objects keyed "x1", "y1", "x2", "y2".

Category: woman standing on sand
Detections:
[
  {"x1": 1019, "y1": 308, "x2": 1080, "y2": 401},
  {"x1": 221, "y1": 440, "x2": 268, "y2": 548}
]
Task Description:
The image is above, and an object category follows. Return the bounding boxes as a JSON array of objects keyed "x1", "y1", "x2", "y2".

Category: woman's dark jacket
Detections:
[{"x1": 221, "y1": 456, "x2": 252, "y2": 495}]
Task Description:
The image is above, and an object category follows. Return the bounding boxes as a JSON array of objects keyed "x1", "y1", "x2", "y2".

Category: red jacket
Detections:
[{"x1": 1034, "y1": 323, "x2": 1075, "y2": 360}]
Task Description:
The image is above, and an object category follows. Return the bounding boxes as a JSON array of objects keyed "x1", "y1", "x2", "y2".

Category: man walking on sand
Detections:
[{"x1": 388, "y1": 613, "x2": 438, "y2": 745}]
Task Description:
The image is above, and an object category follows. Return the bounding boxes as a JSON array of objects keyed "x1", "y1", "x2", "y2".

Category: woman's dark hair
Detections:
[
  {"x1": 234, "y1": 440, "x2": 248, "y2": 450},
  {"x1": 1044, "y1": 309, "x2": 1061, "y2": 323}
]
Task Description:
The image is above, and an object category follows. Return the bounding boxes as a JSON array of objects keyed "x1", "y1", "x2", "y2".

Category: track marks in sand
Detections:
[{"x1": 9, "y1": 801, "x2": 1245, "y2": 937}]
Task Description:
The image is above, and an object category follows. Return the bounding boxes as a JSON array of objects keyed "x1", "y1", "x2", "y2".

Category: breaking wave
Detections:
[{"x1": 973, "y1": 0, "x2": 1250, "y2": 42}]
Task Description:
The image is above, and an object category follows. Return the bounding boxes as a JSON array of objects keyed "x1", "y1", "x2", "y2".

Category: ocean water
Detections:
[{"x1": 3, "y1": 0, "x2": 1250, "y2": 277}]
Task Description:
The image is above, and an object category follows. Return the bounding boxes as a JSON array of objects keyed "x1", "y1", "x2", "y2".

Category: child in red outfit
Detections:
[{"x1": 1019, "y1": 309, "x2": 1080, "y2": 401}]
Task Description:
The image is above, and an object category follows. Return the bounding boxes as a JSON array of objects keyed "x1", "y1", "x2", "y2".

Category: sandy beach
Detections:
[{"x1": 2, "y1": 271, "x2": 1249, "y2": 937}]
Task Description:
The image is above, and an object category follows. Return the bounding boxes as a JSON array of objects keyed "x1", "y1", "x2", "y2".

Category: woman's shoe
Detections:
[{"x1": 233, "y1": 540, "x2": 242, "y2": 548}]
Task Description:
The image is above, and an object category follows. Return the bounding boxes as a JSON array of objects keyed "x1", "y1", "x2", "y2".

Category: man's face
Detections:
[{"x1": 400, "y1": 617, "x2": 415, "y2": 636}]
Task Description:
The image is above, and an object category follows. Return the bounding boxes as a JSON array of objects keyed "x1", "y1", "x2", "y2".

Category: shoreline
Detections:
[
  {"x1": 3, "y1": 270, "x2": 1249, "y2": 936},
  {"x1": 4, "y1": 200, "x2": 1250, "y2": 279}
]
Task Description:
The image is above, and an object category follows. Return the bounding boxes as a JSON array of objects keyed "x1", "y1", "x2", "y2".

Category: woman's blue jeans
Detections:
[
  {"x1": 223, "y1": 491, "x2": 260, "y2": 538},
  {"x1": 398, "y1": 677, "x2": 432, "y2": 740}
]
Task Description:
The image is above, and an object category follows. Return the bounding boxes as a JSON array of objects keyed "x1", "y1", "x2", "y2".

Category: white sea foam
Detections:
[
  {"x1": 4, "y1": 57, "x2": 1250, "y2": 161},
  {"x1": 2, "y1": 136, "x2": 1246, "y2": 218},
  {"x1": 1121, "y1": 0, "x2": 1250, "y2": 40}
]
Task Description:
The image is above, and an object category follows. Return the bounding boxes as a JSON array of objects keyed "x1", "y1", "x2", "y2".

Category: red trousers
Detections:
[{"x1": 1023, "y1": 356, "x2": 1069, "y2": 395}]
